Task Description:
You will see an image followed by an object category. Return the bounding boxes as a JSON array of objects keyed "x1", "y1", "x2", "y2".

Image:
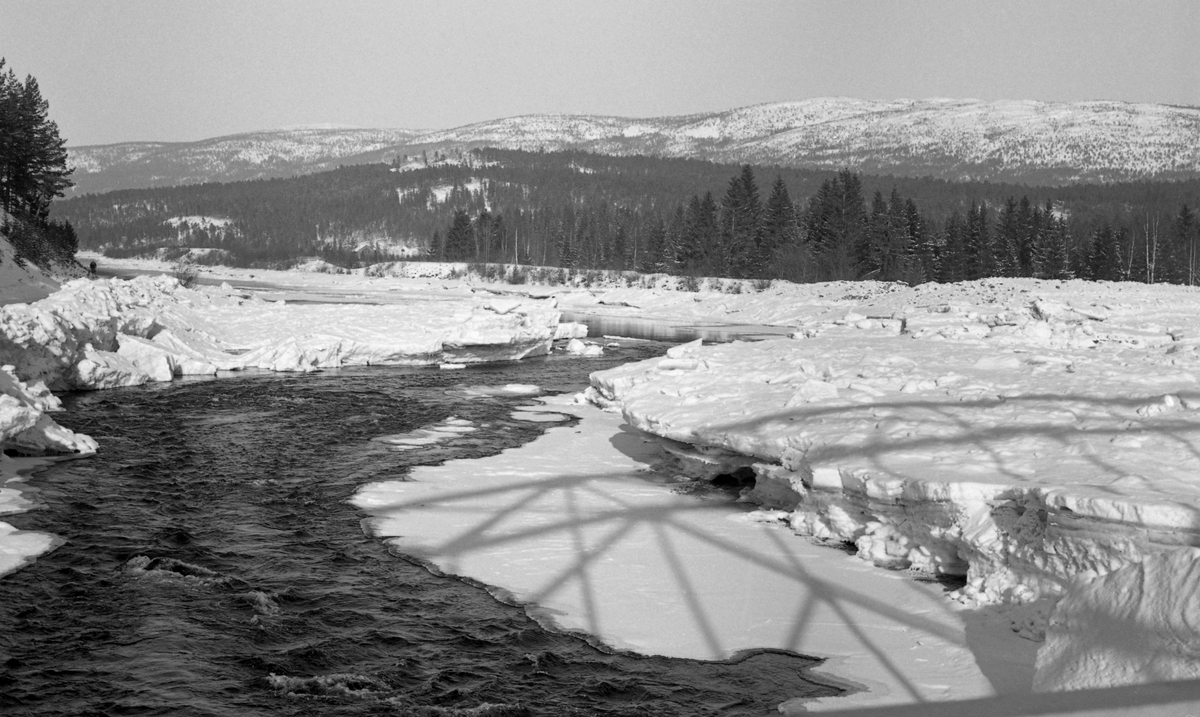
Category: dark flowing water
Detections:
[{"x1": 0, "y1": 344, "x2": 841, "y2": 716}]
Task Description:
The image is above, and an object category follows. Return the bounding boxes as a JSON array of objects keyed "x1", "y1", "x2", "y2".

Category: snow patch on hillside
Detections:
[{"x1": 166, "y1": 215, "x2": 231, "y2": 229}]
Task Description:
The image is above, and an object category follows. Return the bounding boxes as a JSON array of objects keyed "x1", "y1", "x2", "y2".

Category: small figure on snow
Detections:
[{"x1": 88, "y1": 260, "x2": 97, "y2": 278}]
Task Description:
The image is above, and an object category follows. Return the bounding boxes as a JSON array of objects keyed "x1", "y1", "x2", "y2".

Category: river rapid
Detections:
[{"x1": 0, "y1": 342, "x2": 840, "y2": 716}]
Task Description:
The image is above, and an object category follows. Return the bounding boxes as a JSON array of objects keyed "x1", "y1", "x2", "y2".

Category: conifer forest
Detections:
[{"x1": 54, "y1": 148, "x2": 1200, "y2": 286}]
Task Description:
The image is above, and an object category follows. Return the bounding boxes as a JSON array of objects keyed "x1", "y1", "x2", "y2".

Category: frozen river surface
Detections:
[{"x1": 0, "y1": 344, "x2": 840, "y2": 716}]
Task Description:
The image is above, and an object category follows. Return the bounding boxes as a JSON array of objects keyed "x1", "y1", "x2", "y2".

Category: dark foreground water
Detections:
[{"x1": 0, "y1": 344, "x2": 841, "y2": 716}]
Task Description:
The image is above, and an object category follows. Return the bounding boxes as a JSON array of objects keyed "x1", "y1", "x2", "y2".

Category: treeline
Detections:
[
  {"x1": 433, "y1": 163, "x2": 1200, "y2": 285},
  {"x1": 0, "y1": 58, "x2": 77, "y2": 267},
  {"x1": 54, "y1": 147, "x2": 1200, "y2": 285}
]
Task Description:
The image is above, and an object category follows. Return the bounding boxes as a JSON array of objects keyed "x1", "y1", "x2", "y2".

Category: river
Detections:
[{"x1": 0, "y1": 341, "x2": 840, "y2": 716}]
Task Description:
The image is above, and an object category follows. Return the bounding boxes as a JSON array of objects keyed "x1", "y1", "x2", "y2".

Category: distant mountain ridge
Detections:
[{"x1": 66, "y1": 98, "x2": 1200, "y2": 194}]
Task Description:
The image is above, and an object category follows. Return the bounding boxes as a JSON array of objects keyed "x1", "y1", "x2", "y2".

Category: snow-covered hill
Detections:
[
  {"x1": 67, "y1": 127, "x2": 423, "y2": 195},
  {"x1": 67, "y1": 98, "x2": 1200, "y2": 194}
]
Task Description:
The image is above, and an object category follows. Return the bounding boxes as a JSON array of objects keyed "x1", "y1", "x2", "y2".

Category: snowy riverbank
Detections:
[
  {"x1": 9, "y1": 259, "x2": 1200, "y2": 711},
  {"x1": 583, "y1": 277, "x2": 1200, "y2": 697}
]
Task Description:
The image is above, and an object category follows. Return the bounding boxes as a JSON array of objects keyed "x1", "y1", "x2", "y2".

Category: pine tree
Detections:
[
  {"x1": 720, "y1": 165, "x2": 764, "y2": 278},
  {"x1": 676, "y1": 194, "x2": 706, "y2": 272},
  {"x1": 641, "y1": 219, "x2": 667, "y2": 273},
  {"x1": 937, "y1": 212, "x2": 968, "y2": 283},
  {"x1": 1176, "y1": 204, "x2": 1198, "y2": 285},
  {"x1": 444, "y1": 209, "x2": 473, "y2": 261},
  {"x1": 905, "y1": 198, "x2": 934, "y2": 284},
  {"x1": 760, "y1": 176, "x2": 799, "y2": 264},
  {"x1": 803, "y1": 170, "x2": 866, "y2": 281},
  {"x1": 1016, "y1": 196, "x2": 1036, "y2": 276},
  {"x1": 0, "y1": 61, "x2": 73, "y2": 219},
  {"x1": 993, "y1": 198, "x2": 1020, "y2": 277},
  {"x1": 863, "y1": 191, "x2": 889, "y2": 277},
  {"x1": 611, "y1": 224, "x2": 627, "y2": 270},
  {"x1": 1088, "y1": 222, "x2": 1124, "y2": 281},
  {"x1": 965, "y1": 201, "x2": 992, "y2": 279}
]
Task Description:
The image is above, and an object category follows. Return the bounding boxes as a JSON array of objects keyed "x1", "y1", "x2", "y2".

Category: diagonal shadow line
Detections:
[
  {"x1": 761, "y1": 522, "x2": 952, "y2": 700},
  {"x1": 525, "y1": 517, "x2": 640, "y2": 607},
  {"x1": 780, "y1": 584, "x2": 819, "y2": 656},
  {"x1": 808, "y1": 567, "x2": 929, "y2": 702},
  {"x1": 708, "y1": 399, "x2": 1200, "y2": 504},
  {"x1": 653, "y1": 521, "x2": 726, "y2": 658},
  {"x1": 410, "y1": 499, "x2": 730, "y2": 558},
  {"x1": 660, "y1": 514, "x2": 969, "y2": 646},
  {"x1": 564, "y1": 483, "x2": 600, "y2": 636},
  {"x1": 389, "y1": 476, "x2": 979, "y2": 649},
  {"x1": 431, "y1": 482, "x2": 552, "y2": 554}
]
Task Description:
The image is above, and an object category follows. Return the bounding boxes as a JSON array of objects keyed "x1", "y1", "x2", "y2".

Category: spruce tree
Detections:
[
  {"x1": 1176, "y1": 205, "x2": 1198, "y2": 285},
  {"x1": 1088, "y1": 223, "x2": 1124, "y2": 281},
  {"x1": 937, "y1": 212, "x2": 968, "y2": 283},
  {"x1": 1017, "y1": 196, "x2": 1036, "y2": 275},
  {"x1": 445, "y1": 209, "x2": 473, "y2": 261},
  {"x1": 761, "y1": 176, "x2": 799, "y2": 264},
  {"x1": 720, "y1": 165, "x2": 764, "y2": 278},
  {"x1": 864, "y1": 191, "x2": 889, "y2": 278},
  {"x1": 994, "y1": 198, "x2": 1020, "y2": 277},
  {"x1": 804, "y1": 170, "x2": 866, "y2": 281},
  {"x1": 641, "y1": 219, "x2": 667, "y2": 273},
  {"x1": 906, "y1": 198, "x2": 934, "y2": 284},
  {"x1": 965, "y1": 202, "x2": 992, "y2": 279}
]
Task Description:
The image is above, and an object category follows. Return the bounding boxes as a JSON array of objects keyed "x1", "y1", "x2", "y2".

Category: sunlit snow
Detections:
[{"x1": 7, "y1": 254, "x2": 1200, "y2": 711}]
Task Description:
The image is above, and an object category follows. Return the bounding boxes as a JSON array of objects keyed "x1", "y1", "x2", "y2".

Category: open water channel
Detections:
[{"x1": 0, "y1": 340, "x2": 840, "y2": 716}]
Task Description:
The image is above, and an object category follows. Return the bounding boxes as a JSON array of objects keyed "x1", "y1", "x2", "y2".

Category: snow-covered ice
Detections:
[
  {"x1": 580, "y1": 277, "x2": 1200, "y2": 701},
  {"x1": 353, "y1": 394, "x2": 1039, "y2": 711}
]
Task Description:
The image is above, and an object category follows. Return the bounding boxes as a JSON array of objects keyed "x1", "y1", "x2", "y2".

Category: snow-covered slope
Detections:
[
  {"x1": 67, "y1": 98, "x2": 1200, "y2": 193},
  {"x1": 67, "y1": 127, "x2": 423, "y2": 194}
]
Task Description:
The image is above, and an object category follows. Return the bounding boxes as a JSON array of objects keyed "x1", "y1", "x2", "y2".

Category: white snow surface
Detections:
[
  {"x1": 11, "y1": 260, "x2": 1200, "y2": 710},
  {"x1": 578, "y1": 277, "x2": 1200, "y2": 699},
  {"x1": 0, "y1": 274, "x2": 560, "y2": 390},
  {"x1": 354, "y1": 394, "x2": 1039, "y2": 711}
]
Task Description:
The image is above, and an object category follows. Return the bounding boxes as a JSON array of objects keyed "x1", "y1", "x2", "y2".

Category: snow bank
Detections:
[
  {"x1": 585, "y1": 278, "x2": 1200, "y2": 693},
  {"x1": 0, "y1": 274, "x2": 562, "y2": 390},
  {"x1": 0, "y1": 366, "x2": 95, "y2": 577},
  {"x1": 1035, "y1": 548, "x2": 1200, "y2": 692}
]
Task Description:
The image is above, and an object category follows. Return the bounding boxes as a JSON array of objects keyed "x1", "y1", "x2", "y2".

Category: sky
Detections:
[{"x1": 1, "y1": 0, "x2": 1197, "y2": 146}]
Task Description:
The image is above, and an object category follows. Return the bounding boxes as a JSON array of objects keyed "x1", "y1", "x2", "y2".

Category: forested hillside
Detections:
[{"x1": 54, "y1": 148, "x2": 1200, "y2": 285}]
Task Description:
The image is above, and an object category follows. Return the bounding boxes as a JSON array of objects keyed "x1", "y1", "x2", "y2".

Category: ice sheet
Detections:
[{"x1": 354, "y1": 395, "x2": 1038, "y2": 711}]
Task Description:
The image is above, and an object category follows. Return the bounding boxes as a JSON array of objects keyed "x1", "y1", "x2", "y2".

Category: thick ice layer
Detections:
[
  {"x1": 586, "y1": 278, "x2": 1200, "y2": 693},
  {"x1": 0, "y1": 275, "x2": 563, "y2": 391},
  {"x1": 353, "y1": 395, "x2": 1037, "y2": 711}
]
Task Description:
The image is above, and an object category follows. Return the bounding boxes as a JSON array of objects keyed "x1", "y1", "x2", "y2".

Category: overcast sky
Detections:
[{"x1": 2, "y1": 0, "x2": 1196, "y2": 146}]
